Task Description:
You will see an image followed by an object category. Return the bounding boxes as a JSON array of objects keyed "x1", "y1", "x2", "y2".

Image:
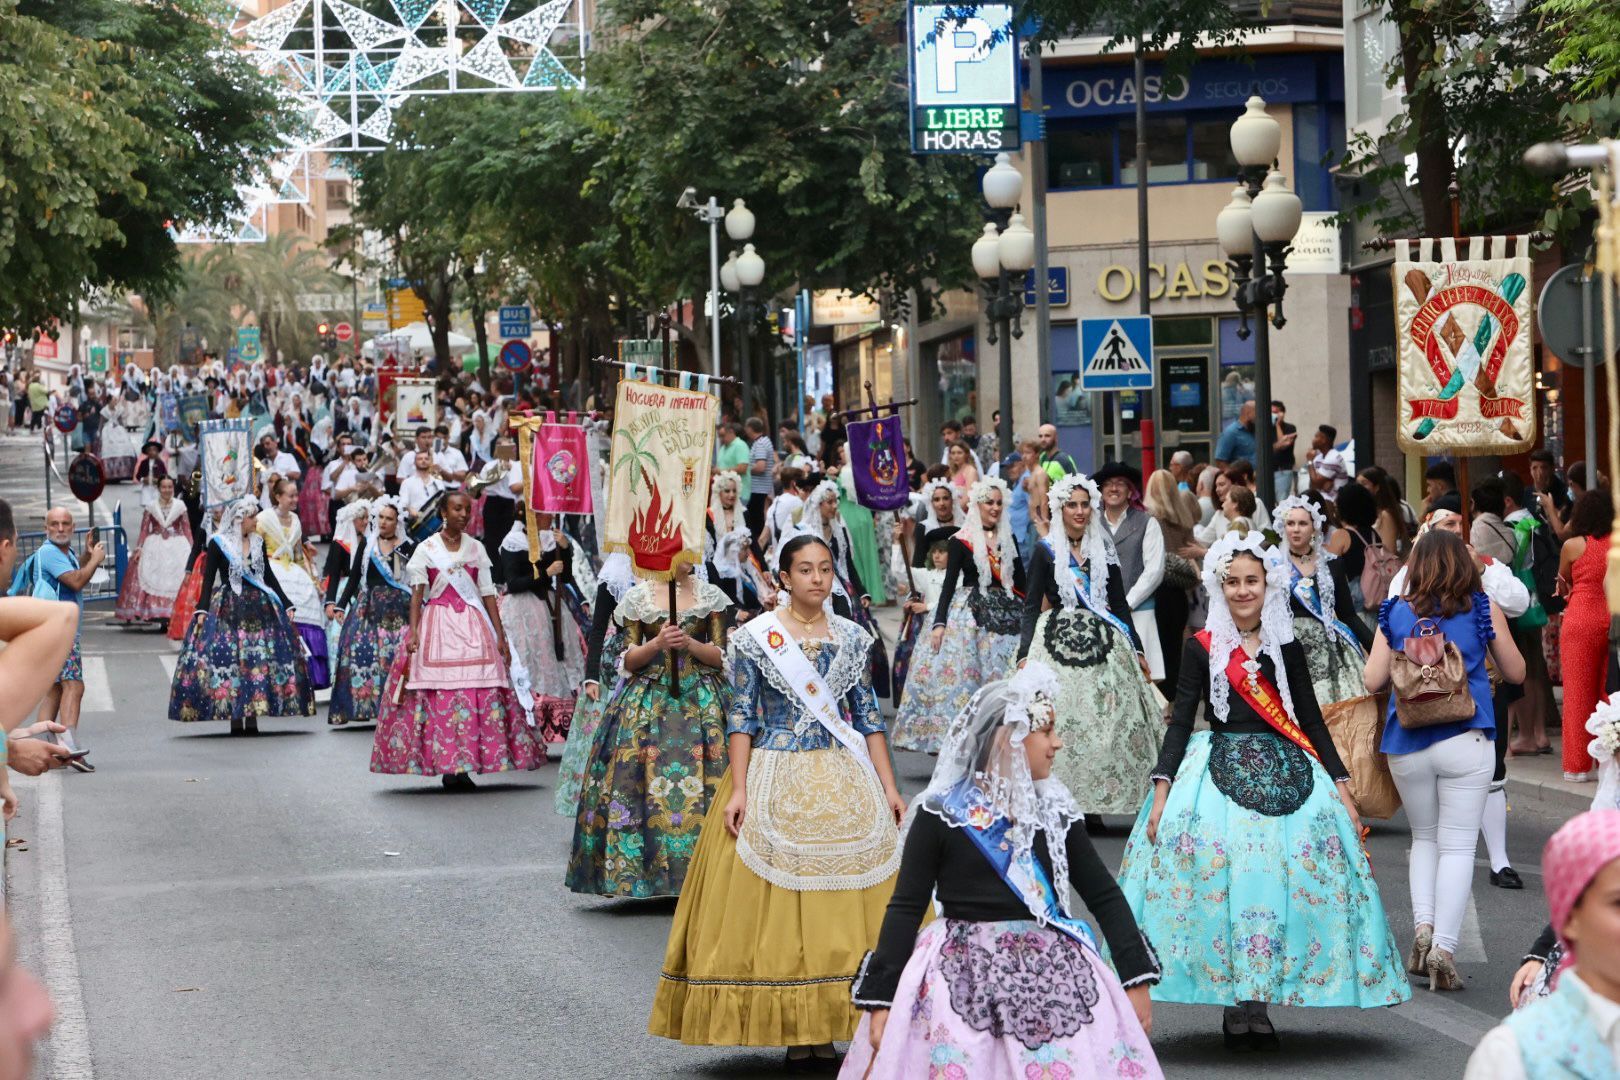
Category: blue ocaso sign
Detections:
[{"x1": 1043, "y1": 55, "x2": 1342, "y2": 119}]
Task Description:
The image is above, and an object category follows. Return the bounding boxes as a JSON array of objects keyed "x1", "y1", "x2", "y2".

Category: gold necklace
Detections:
[{"x1": 786, "y1": 605, "x2": 824, "y2": 628}]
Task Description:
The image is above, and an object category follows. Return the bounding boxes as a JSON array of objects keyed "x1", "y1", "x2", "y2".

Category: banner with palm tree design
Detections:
[{"x1": 604, "y1": 378, "x2": 715, "y2": 581}]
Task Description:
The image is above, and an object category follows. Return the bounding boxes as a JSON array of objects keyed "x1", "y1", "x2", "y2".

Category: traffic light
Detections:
[
  {"x1": 316, "y1": 322, "x2": 330, "y2": 336},
  {"x1": 315, "y1": 323, "x2": 337, "y2": 352}
]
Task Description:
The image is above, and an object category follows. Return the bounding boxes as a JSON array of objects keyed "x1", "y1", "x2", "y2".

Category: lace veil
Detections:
[
  {"x1": 1275, "y1": 494, "x2": 1335, "y2": 614},
  {"x1": 912, "y1": 661, "x2": 1084, "y2": 921},
  {"x1": 1201, "y1": 530, "x2": 1297, "y2": 724},
  {"x1": 1045, "y1": 472, "x2": 1117, "y2": 611},
  {"x1": 959, "y1": 476, "x2": 1018, "y2": 588},
  {"x1": 213, "y1": 496, "x2": 266, "y2": 595}
]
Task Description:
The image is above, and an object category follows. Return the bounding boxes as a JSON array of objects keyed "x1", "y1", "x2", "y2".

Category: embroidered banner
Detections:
[
  {"x1": 846, "y1": 414, "x2": 910, "y2": 510},
  {"x1": 604, "y1": 378, "x2": 715, "y2": 580},
  {"x1": 157, "y1": 393, "x2": 180, "y2": 434},
  {"x1": 176, "y1": 393, "x2": 209, "y2": 442},
  {"x1": 1394, "y1": 235, "x2": 1535, "y2": 454},
  {"x1": 199, "y1": 419, "x2": 253, "y2": 508},
  {"x1": 530, "y1": 421, "x2": 593, "y2": 516}
]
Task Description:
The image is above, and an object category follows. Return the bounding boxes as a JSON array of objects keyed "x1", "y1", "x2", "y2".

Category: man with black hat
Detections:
[
  {"x1": 1094, "y1": 461, "x2": 1166, "y2": 681},
  {"x1": 135, "y1": 438, "x2": 168, "y2": 509}
]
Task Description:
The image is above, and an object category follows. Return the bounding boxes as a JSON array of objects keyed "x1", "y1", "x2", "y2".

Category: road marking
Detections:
[
  {"x1": 1388, "y1": 986, "x2": 1496, "y2": 1048},
  {"x1": 158, "y1": 654, "x2": 177, "y2": 681},
  {"x1": 75, "y1": 859, "x2": 571, "y2": 901},
  {"x1": 79, "y1": 656, "x2": 112, "y2": 713},
  {"x1": 34, "y1": 770, "x2": 96, "y2": 1079},
  {"x1": 1453, "y1": 890, "x2": 1488, "y2": 963}
]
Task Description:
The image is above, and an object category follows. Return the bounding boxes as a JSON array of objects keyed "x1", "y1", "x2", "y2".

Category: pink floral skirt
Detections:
[
  {"x1": 370, "y1": 640, "x2": 542, "y2": 776},
  {"x1": 841, "y1": 920, "x2": 1162, "y2": 1080}
]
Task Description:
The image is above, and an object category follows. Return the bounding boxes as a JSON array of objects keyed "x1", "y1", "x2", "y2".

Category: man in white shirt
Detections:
[
  {"x1": 395, "y1": 428, "x2": 434, "y2": 481},
  {"x1": 397, "y1": 455, "x2": 446, "y2": 525},
  {"x1": 429, "y1": 424, "x2": 469, "y2": 482},
  {"x1": 333, "y1": 446, "x2": 384, "y2": 504},
  {"x1": 1307, "y1": 424, "x2": 1351, "y2": 494},
  {"x1": 256, "y1": 433, "x2": 301, "y2": 509}
]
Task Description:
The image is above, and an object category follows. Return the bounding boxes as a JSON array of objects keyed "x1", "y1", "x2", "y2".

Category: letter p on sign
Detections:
[{"x1": 935, "y1": 17, "x2": 992, "y2": 92}]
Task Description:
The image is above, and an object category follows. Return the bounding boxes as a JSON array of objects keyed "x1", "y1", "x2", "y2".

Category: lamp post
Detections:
[
  {"x1": 1218, "y1": 96, "x2": 1302, "y2": 494},
  {"x1": 973, "y1": 152, "x2": 1035, "y2": 463}
]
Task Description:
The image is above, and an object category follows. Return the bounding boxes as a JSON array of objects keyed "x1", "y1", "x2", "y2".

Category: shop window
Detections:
[
  {"x1": 1119, "y1": 117, "x2": 1190, "y2": 184},
  {"x1": 1188, "y1": 118, "x2": 1238, "y2": 181},
  {"x1": 1048, "y1": 125, "x2": 1115, "y2": 188},
  {"x1": 1154, "y1": 317, "x2": 1213, "y2": 347}
]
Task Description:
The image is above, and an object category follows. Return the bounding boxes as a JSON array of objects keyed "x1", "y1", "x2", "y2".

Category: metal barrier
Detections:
[{"x1": 12, "y1": 506, "x2": 128, "y2": 604}]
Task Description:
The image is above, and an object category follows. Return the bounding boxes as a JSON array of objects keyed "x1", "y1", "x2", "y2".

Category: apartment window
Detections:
[
  {"x1": 1119, "y1": 117, "x2": 1191, "y2": 184},
  {"x1": 326, "y1": 181, "x2": 351, "y2": 208},
  {"x1": 1353, "y1": 13, "x2": 1395, "y2": 122},
  {"x1": 1188, "y1": 118, "x2": 1239, "y2": 181},
  {"x1": 1048, "y1": 125, "x2": 1115, "y2": 188},
  {"x1": 1049, "y1": 115, "x2": 1238, "y2": 190}
]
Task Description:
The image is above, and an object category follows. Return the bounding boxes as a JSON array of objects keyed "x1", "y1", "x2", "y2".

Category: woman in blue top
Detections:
[
  {"x1": 650, "y1": 534, "x2": 908, "y2": 1069},
  {"x1": 1364, "y1": 528, "x2": 1525, "y2": 991}
]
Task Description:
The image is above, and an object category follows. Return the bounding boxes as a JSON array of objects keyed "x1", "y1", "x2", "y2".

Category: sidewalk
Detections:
[{"x1": 1504, "y1": 749, "x2": 1601, "y2": 813}]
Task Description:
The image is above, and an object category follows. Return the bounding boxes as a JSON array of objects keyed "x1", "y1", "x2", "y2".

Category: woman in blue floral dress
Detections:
[
  {"x1": 1118, "y1": 531, "x2": 1409, "y2": 1049},
  {"x1": 565, "y1": 562, "x2": 733, "y2": 898},
  {"x1": 326, "y1": 497, "x2": 413, "y2": 726},
  {"x1": 168, "y1": 496, "x2": 316, "y2": 733}
]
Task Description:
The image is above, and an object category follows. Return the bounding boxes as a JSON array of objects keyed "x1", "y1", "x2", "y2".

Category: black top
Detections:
[
  {"x1": 1273, "y1": 418, "x2": 1298, "y2": 470},
  {"x1": 912, "y1": 524, "x2": 958, "y2": 570},
  {"x1": 1525, "y1": 923, "x2": 1558, "y2": 963},
  {"x1": 852, "y1": 810, "x2": 1162, "y2": 1007},
  {"x1": 1289, "y1": 558, "x2": 1375, "y2": 651},
  {"x1": 196, "y1": 538, "x2": 293, "y2": 612},
  {"x1": 501, "y1": 542, "x2": 572, "y2": 598},
  {"x1": 932, "y1": 535, "x2": 1028, "y2": 628},
  {"x1": 582, "y1": 583, "x2": 616, "y2": 684},
  {"x1": 1017, "y1": 541, "x2": 1142, "y2": 659},
  {"x1": 1339, "y1": 527, "x2": 1368, "y2": 582},
  {"x1": 1152, "y1": 637, "x2": 1351, "y2": 782},
  {"x1": 831, "y1": 530, "x2": 868, "y2": 602},
  {"x1": 335, "y1": 537, "x2": 414, "y2": 608},
  {"x1": 321, "y1": 542, "x2": 354, "y2": 604}
]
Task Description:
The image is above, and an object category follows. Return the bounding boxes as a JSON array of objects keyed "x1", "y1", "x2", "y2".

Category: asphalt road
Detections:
[{"x1": 0, "y1": 432, "x2": 1570, "y2": 1079}]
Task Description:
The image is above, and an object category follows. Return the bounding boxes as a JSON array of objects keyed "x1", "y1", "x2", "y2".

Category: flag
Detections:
[
  {"x1": 603, "y1": 378, "x2": 715, "y2": 581},
  {"x1": 531, "y1": 421, "x2": 593, "y2": 516},
  {"x1": 846, "y1": 414, "x2": 910, "y2": 510},
  {"x1": 199, "y1": 419, "x2": 253, "y2": 507}
]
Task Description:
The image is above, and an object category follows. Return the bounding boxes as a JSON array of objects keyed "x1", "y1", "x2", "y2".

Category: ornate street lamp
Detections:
[
  {"x1": 1221, "y1": 96, "x2": 1302, "y2": 492},
  {"x1": 975, "y1": 153, "x2": 1033, "y2": 461}
]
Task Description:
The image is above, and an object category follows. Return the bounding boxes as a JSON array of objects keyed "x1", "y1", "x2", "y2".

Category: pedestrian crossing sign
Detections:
[{"x1": 1079, "y1": 316, "x2": 1154, "y2": 391}]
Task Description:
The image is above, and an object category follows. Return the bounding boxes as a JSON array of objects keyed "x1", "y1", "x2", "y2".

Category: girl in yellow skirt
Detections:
[{"x1": 649, "y1": 534, "x2": 910, "y2": 1071}]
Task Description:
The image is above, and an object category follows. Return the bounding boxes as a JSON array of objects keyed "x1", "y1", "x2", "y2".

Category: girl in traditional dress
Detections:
[
  {"x1": 566, "y1": 559, "x2": 732, "y2": 898},
  {"x1": 888, "y1": 528, "x2": 953, "y2": 711},
  {"x1": 321, "y1": 500, "x2": 368, "y2": 617},
  {"x1": 892, "y1": 477, "x2": 1023, "y2": 753},
  {"x1": 258, "y1": 478, "x2": 332, "y2": 689},
  {"x1": 650, "y1": 535, "x2": 908, "y2": 1069},
  {"x1": 553, "y1": 553, "x2": 637, "y2": 817},
  {"x1": 1120, "y1": 531, "x2": 1409, "y2": 1048},
  {"x1": 370, "y1": 490, "x2": 541, "y2": 789},
  {"x1": 1276, "y1": 494, "x2": 1374, "y2": 708},
  {"x1": 115, "y1": 476, "x2": 193, "y2": 623},
  {"x1": 499, "y1": 515, "x2": 592, "y2": 745},
  {"x1": 168, "y1": 497, "x2": 316, "y2": 733},
  {"x1": 845, "y1": 663, "x2": 1163, "y2": 1080},
  {"x1": 798, "y1": 479, "x2": 891, "y2": 698},
  {"x1": 327, "y1": 499, "x2": 413, "y2": 726},
  {"x1": 98, "y1": 396, "x2": 138, "y2": 481},
  {"x1": 1018, "y1": 472, "x2": 1162, "y2": 820},
  {"x1": 705, "y1": 473, "x2": 766, "y2": 615},
  {"x1": 134, "y1": 439, "x2": 168, "y2": 509}
]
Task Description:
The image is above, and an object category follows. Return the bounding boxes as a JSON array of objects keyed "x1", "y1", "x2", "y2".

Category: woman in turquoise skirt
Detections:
[
  {"x1": 1119, "y1": 530, "x2": 1409, "y2": 1050},
  {"x1": 564, "y1": 562, "x2": 733, "y2": 898}
]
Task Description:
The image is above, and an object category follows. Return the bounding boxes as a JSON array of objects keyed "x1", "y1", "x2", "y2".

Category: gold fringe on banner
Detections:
[{"x1": 509, "y1": 415, "x2": 544, "y2": 571}]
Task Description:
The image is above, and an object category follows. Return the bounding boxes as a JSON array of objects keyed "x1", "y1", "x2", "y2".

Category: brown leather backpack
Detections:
[{"x1": 1390, "y1": 618, "x2": 1476, "y2": 729}]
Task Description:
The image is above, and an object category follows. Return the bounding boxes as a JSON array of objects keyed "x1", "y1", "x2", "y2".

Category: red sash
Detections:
[
  {"x1": 955, "y1": 536, "x2": 1024, "y2": 599},
  {"x1": 1195, "y1": 630, "x2": 1318, "y2": 761}
]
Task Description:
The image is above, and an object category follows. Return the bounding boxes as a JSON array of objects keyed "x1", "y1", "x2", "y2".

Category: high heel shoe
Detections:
[
  {"x1": 1426, "y1": 948, "x2": 1463, "y2": 991},
  {"x1": 1406, "y1": 925, "x2": 1433, "y2": 976}
]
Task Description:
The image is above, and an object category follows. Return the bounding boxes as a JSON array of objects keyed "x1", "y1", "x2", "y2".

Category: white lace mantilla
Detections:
[
  {"x1": 727, "y1": 616, "x2": 873, "y2": 739},
  {"x1": 613, "y1": 580, "x2": 731, "y2": 626}
]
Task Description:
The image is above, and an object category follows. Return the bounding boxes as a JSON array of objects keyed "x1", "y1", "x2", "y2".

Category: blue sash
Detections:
[
  {"x1": 1058, "y1": 544, "x2": 1134, "y2": 642},
  {"x1": 209, "y1": 535, "x2": 283, "y2": 606},
  {"x1": 938, "y1": 782, "x2": 1099, "y2": 955},
  {"x1": 1291, "y1": 567, "x2": 1363, "y2": 654},
  {"x1": 368, "y1": 542, "x2": 409, "y2": 593}
]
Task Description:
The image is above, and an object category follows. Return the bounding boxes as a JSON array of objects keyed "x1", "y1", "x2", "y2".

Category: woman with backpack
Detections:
[
  {"x1": 1363, "y1": 529, "x2": 1525, "y2": 991},
  {"x1": 1330, "y1": 483, "x2": 1397, "y2": 626},
  {"x1": 1557, "y1": 489, "x2": 1615, "y2": 783}
]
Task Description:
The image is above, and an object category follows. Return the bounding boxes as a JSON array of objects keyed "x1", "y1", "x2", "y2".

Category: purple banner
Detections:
[{"x1": 846, "y1": 415, "x2": 910, "y2": 510}]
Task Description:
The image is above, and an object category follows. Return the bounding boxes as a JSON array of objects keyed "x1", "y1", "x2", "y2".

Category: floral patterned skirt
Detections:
[
  {"x1": 891, "y1": 594, "x2": 1018, "y2": 753},
  {"x1": 328, "y1": 586, "x2": 411, "y2": 725},
  {"x1": 1117, "y1": 730, "x2": 1410, "y2": 1008},
  {"x1": 565, "y1": 666, "x2": 729, "y2": 898},
  {"x1": 1028, "y1": 607, "x2": 1164, "y2": 815},
  {"x1": 1291, "y1": 615, "x2": 1367, "y2": 707},
  {"x1": 553, "y1": 628, "x2": 628, "y2": 817},
  {"x1": 842, "y1": 919, "x2": 1163, "y2": 1080},
  {"x1": 167, "y1": 587, "x2": 316, "y2": 723},
  {"x1": 888, "y1": 612, "x2": 924, "y2": 711},
  {"x1": 368, "y1": 642, "x2": 542, "y2": 776}
]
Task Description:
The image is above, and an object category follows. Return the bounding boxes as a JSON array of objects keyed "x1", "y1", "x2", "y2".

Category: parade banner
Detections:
[
  {"x1": 199, "y1": 419, "x2": 253, "y2": 507},
  {"x1": 529, "y1": 420, "x2": 593, "y2": 516},
  {"x1": 177, "y1": 394, "x2": 209, "y2": 442},
  {"x1": 604, "y1": 378, "x2": 714, "y2": 580},
  {"x1": 846, "y1": 414, "x2": 910, "y2": 510},
  {"x1": 389, "y1": 377, "x2": 437, "y2": 437},
  {"x1": 1394, "y1": 235, "x2": 1535, "y2": 454},
  {"x1": 157, "y1": 392, "x2": 180, "y2": 434}
]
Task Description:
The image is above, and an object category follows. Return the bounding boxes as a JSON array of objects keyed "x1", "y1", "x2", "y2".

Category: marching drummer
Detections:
[{"x1": 398, "y1": 452, "x2": 448, "y2": 529}]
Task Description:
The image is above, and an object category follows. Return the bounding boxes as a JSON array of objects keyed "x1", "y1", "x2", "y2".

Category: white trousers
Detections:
[{"x1": 1387, "y1": 729, "x2": 1494, "y2": 955}]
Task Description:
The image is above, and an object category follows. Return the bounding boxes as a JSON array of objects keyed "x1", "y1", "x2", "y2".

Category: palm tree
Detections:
[{"x1": 612, "y1": 427, "x2": 658, "y2": 495}]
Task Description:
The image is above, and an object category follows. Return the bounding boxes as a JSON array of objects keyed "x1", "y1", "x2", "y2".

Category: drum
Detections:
[{"x1": 408, "y1": 489, "x2": 448, "y2": 544}]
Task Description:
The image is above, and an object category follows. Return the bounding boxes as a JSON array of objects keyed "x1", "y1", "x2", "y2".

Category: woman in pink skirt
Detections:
[
  {"x1": 370, "y1": 490, "x2": 542, "y2": 790},
  {"x1": 843, "y1": 663, "x2": 1161, "y2": 1079}
]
